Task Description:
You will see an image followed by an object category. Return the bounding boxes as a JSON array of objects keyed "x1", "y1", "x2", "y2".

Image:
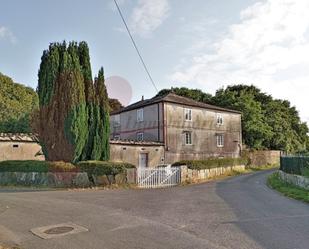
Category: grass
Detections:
[{"x1": 267, "y1": 172, "x2": 309, "y2": 203}]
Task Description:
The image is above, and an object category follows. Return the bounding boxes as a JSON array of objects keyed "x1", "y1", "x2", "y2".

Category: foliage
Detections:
[
  {"x1": 0, "y1": 160, "x2": 76, "y2": 172},
  {"x1": 172, "y1": 157, "x2": 249, "y2": 170},
  {"x1": 156, "y1": 87, "x2": 212, "y2": 103},
  {"x1": 36, "y1": 41, "x2": 110, "y2": 163},
  {"x1": 77, "y1": 160, "x2": 135, "y2": 176},
  {"x1": 212, "y1": 85, "x2": 309, "y2": 152},
  {"x1": 0, "y1": 73, "x2": 38, "y2": 133},
  {"x1": 280, "y1": 156, "x2": 309, "y2": 177},
  {"x1": 267, "y1": 173, "x2": 309, "y2": 203},
  {"x1": 109, "y1": 98, "x2": 123, "y2": 113}
]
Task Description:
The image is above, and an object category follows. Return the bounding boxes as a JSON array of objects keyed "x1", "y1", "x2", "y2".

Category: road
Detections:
[{"x1": 0, "y1": 170, "x2": 308, "y2": 249}]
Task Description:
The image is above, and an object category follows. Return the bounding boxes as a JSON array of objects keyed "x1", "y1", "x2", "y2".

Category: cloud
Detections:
[
  {"x1": 128, "y1": 0, "x2": 170, "y2": 37},
  {"x1": 0, "y1": 25, "x2": 16, "y2": 43},
  {"x1": 170, "y1": 0, "x2": 309, "y2": 123}
]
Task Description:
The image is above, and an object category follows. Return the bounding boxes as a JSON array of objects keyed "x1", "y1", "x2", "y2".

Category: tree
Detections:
[
  {"x1": 212, "y1": 85, "x2": 309, "y2": 153},
  {"x1": 0, "y1": 73, "x2": 38, "y2": 133},
  {"x1": 36, "y1": 41, "x2": 110, "y2": 162},
  {"x1": 156, "y1": 87, "x2": 212, "y2": 103},
  {"x1": 109, "y1": 98, "x2": 123, "y2": 113}
]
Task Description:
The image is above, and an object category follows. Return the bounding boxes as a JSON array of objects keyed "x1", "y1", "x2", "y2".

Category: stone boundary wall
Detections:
[
  {"x1": 0, "y1": 169, "x2": 137, "y2": 188},
  {"x1": 247, "y1": 150, "x2": 280, "y2": 166},
  {"x1": 278, "y1": 170, "x2": 309, "y2": 190},
  {"x1": 179, "y1": 165, "x2": 246, "y2": 183}
]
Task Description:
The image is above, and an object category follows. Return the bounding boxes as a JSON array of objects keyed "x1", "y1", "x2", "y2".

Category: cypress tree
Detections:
[
  {"x1": 92, "y1": 68, "x2": 110, "y2": 160},
  {"x1": 37, "y1": 41, "x2": 110, "y2": 162}
]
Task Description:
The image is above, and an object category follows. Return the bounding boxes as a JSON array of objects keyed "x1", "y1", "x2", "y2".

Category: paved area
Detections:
[{"x1": 0, "y1": 170, "x2": 308, "y2": 249}]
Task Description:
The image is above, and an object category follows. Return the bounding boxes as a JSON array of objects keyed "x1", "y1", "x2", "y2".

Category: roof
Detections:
[
  {"x1": 0, "y1": 133, "x2": 39, "y2": 143},
  {"x1": 111, "y1": 92, "x2": 241, "y2": 115},
  {"x1": 110, "y1": 139, "x2": 164, "y2": 146}
]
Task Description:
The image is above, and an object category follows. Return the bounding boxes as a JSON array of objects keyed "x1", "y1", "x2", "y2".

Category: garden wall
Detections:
[
  {"x1": 0, "y1": 169, "x2": 137, "y2": 188},
  {"x1": 278, "y1": 170, "x2": 309, "y2": 190},
  {"x1": 179, "y1": 165, "x2": 245, "y2": 183},
  {"x1": 247, "y1": 150, "x2": 280, "y2": 166}
]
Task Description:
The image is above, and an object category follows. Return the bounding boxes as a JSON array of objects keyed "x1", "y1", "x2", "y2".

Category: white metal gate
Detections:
[{"x1": 137, "y1": 167, "x2": 181, "y2": 188}]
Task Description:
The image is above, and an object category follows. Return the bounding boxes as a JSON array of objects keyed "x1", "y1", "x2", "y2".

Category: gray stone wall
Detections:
[
  {"x1": 179, "y1": 165, "x2": 245, "y2": 183},
  {"x1": 278, "y1": 170, "x2": 309, "y2": 190}
]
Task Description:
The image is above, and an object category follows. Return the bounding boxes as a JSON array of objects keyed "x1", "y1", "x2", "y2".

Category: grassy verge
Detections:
[{"x1": 267, "y1": 172, "x2": 309, "y2": 203}]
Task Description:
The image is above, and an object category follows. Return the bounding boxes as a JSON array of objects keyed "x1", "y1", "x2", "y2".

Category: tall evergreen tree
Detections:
[{"x1": 36, "y1": 41, "x2": 110, "y2": 162}]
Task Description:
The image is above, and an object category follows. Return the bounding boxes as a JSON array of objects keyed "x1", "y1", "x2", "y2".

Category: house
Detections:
[
  {"x1": 0, "y1": 133, "x2": 45, "y2": 161},
  {"x1": 110, "y1": 92, "x2": 242, "y2": 168}
]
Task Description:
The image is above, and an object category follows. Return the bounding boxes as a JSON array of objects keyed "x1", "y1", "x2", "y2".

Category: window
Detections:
[
  {"x1": 184, "y1": 131, "x2": 192, "y2": 145},
  {"x1": 12, "y1": 144, "x2": 19, "y2": 148},
  {"x1": 216, "y1": 134, "x2": 224, "y2": 147},
  {"x1": 137, "y1": 108, "x2": 144, "y2": 122},
  {"x1": 137, "y1": 132, "x2": 144, "y2": 141},
  {"x1": 113, "y1": 135, "x2": 120, "y2": 140},
  {"x1": 114, "y1": 114, "x2": 120, "y2": 127},
  {"x1": 217, "y1": 113, "x2": 223, "y2": 125},
  {"x1": 184, "y1": 108, "x2": 192, "y2": 121}
]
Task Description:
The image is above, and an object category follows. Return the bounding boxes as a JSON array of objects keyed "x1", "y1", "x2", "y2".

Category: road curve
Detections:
[{"x1": 0, "y1": 170, "x2": 308, "y2": 249}]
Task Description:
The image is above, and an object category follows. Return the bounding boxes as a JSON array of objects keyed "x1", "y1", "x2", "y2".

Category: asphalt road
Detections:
[{"x1": 0, "y1": 170, "x2": 308, "y2": 249}]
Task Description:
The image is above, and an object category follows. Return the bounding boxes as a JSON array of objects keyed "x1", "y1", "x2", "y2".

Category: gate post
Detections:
[{"x1": 179, "y1": 165, "x2": 188, "y2": 184}]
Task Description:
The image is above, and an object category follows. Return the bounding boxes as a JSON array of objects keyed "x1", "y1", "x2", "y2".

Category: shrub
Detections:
[
  {"x1": 0, "y1": 160, "x2": 49, "y2": 172},
  {"x1": 77, "y1": 161, "x2": 135, "y2": 176},
  {"x1": 49, "y1": 161, "x2": 78, "y2": 172},
  {"x1": 172, "y1": 157, "x2": 248, "y2": 170},
  {"x1": 0, "y1": 160, "x2": 77, "y2": 173}
]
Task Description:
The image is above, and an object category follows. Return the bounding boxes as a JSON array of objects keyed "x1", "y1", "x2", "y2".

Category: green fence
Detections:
[{"x1": 280, "y1": 156, "x2": 309, "y2": 176}]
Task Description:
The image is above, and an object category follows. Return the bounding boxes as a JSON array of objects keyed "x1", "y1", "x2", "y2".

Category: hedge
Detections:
[
  {"x1": 280, "y1": 156, "x2": 309, "y2": 177},
  {"x1": 0, "y1": 160, "x2": 77, "y2": 173},
  {"x1": 77, "y1": 161, "x2": 135, "y2": 176},
  {"x1": 172, "y1": 157, "x2": 248, "y2": 170}
]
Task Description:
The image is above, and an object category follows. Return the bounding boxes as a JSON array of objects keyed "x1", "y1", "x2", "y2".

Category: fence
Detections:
[
  {"x1": 280, "y1": 156, "x2": 309, "y2": 176},
  {"x1": 137, "y1": 167, "x2": 181, "y2": 188}
]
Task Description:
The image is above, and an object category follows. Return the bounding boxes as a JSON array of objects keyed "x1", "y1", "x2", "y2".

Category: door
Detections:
[{"x1": 139, "y1": 153, "x2": 148, "y2": 168}]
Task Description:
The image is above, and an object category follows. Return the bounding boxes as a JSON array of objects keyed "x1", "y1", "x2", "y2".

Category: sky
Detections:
[{"x1": 0, "y1": 0, "x2": 308, "y2": 124}]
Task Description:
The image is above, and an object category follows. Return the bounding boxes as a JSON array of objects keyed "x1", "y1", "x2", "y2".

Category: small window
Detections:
[
  {"x1": 12, "y1": 144, "x2": 19, "y2": 148},
  {"x1": 114, "y1": 114, "x2": 120, "y2": 127},
  {"x1": 217, "y1": 113, "x2": 223, "y2": 125},
  {"x1": 184, "y1": 131, "x2": 192, "y2": 145},
  {"x1": 137, "y1": 108, "x2": 144, "y2": 122},
  {"x1": 114, "y1": 135, "x2": 120, "y2": 140},
  {"x1": 184, "y1": 108, "x2": 192, "y2": 121},
  {"x1": 216, "y1": 134, "x2": 224, "y2": 147},
  {"x1": 137, "y1": 132, "x2": 144, "y2": 141}
]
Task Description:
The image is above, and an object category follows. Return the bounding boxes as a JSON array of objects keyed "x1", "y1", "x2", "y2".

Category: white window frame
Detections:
[
  {"x1": 216, "y1": 113, "x2": 223, "y2": 126},
  {"x1": 113, "y1": 114, "x2": 120, "y2": 127},
  {"x1": 184, "y1": 131, "x2": 192, "y2": 145},
  {"x1": 137, "y1": 108, "x2": 144, "y2": 122},
  {"x1": 137, "y1": 132, "x2": 144, "y2": 141},
  {"x1": 184, "y1": 108, "x2": 192, "y2": 121},
  {"x1": 216, "y1": 134, "x2": 224, "y2": 147}
]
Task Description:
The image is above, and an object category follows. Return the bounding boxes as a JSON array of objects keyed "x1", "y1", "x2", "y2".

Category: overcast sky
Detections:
[{"x1": 0, "y1": 0, "x2": 308, "y2": 123}]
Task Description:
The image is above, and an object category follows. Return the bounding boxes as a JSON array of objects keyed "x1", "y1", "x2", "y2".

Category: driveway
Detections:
[{"x1": 0, "y1": 170, "x2": 308, "y2": 249}]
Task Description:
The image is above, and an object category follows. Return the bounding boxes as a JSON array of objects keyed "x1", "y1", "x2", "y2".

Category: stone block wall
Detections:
[
  {"x1": 278, "y1": 170, "x2": 309, "y2": 190},
  {"x1": 247, "y1": 150, "x2": 280, "y2": 166},
  {"x1": 179, "y1": 165, "x2": 245, "y2": 183}
]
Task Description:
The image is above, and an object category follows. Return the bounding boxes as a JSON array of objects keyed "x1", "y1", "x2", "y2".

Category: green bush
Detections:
[
  {"x1": 0, "y1": 160, "x2": 77, "y2": 173},
  {"x1": 172, "y1": 157, "x2": 248, "y2": 170},
  {"x1": 280, "y1": 156, "x2": 309, "y2": 176},
  {"x1": 77, "y1": 161, "x2": 135, "y2": 176}
]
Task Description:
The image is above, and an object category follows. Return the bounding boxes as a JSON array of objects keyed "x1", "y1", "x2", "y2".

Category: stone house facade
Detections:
[
  {"x1": 110, "y1": 93, "x2": 242, "y2": 168},
  {"x1": 0, "y1": 133, "x2": 45, "y2": 161}
]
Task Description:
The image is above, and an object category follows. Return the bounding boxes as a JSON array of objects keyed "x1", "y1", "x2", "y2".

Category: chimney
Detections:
[{"x1": 141, "y1": 95, "x2": 144, "y2": 101}]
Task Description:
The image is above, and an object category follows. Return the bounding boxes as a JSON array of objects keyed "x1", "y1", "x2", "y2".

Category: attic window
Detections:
[{"x1": 12, "y1": 144, "x2": 19, "y2": 148}]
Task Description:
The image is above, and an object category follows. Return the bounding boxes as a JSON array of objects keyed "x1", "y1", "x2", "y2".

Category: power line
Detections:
[{"x1": 113, "y1": 0, "x2": 159, "y2": 93}]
